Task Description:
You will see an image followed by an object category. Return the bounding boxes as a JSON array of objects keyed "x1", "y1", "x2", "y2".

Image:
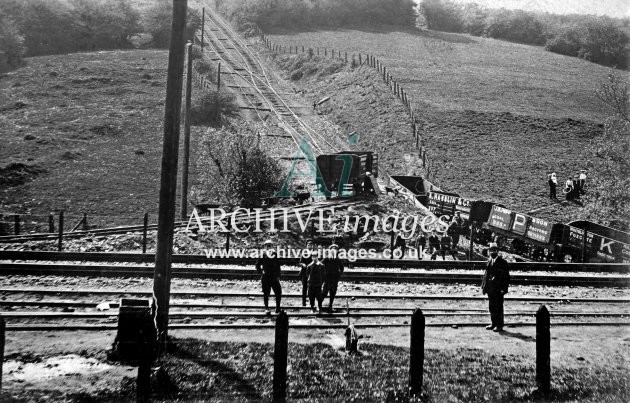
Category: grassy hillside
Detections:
[
  {"x1": 0, "y1": 50, "x2": 193, "y2": 230},
  {"x1": 267, "y1": 27, "x2": 619, "y2": 221}
]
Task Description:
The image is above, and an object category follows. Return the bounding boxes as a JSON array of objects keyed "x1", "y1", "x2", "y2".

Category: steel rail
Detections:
[
  {"x1": 198, "y1": 20, "x2": 314, "y2": 154},
  {"x1": 0, "y1": 263, "x2": 627, "y2": 286},
  {"x1": 0, "y1": 311, "x2": 626, "y2": 319},
  {"x1": 5, "y1": 321, "x2": 630, "y2": 331},
  {"x1": 1, "y1": 251, "x2": 628, "y2": 273},
  {"x1": 0, "y1": 300, "x2": 621, "y2": 314},
  {"x1": 0, "y1": 287, "x2": 626, "y2": 303},
  {"x1": 203, "y1": 9, "x2": 342, "y2": 154}
]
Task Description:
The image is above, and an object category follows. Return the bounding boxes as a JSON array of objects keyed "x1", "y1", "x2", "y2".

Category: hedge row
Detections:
[
  {"x1": 418, "y1": 0, "x2": 629, "y2": 69},
  {"x1": 218, "y1": 0, "x2": 417, "y2": 34},
  {"x1": 0, "y1": 0, "x2": 201, "y2": 72}
]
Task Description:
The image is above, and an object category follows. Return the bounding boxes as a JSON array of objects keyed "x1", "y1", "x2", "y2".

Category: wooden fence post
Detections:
[
  {"x1": 82, "y1": 212, "x2": 88, "y2": 231},
  {"x1": 409, "y1": 309, "x2": 424, "y2": 397},
  {"x1": 48, "y1": 214, "x2": 54, "y2": 233},
  {"x1": 0, "y1": 316, "x2": 4, "y2": 391},
  {"x1": 325, "y1": 48, "x2": 327, "y2": 57},
  {"x1": 273, "y1": 311, "x2": 289, "y2": 403},
  {"x1": 536, "y1": 305, "x2": 551, "y2": 396},
  {"x1": 217, "y1": 62, "x2": 221, "y2": 90},
  {"x1": 302, "y1": 46, "x2": 304, "y2": 52},
  {"x1": 57, "y1": 211, "x2": 64, "y2": 251},
  {"x1": 13, "y1": 215, "x2": 19, "y2": 236},
  {"x1": 359, "y1": 53, "x2": 362, "y2": 64},
  {"x1": 142, "y1": 213, "x2": 149, "y2": 254},
  {"x1": 136, "y1": 358, "x2": 151, "y2": 402}
]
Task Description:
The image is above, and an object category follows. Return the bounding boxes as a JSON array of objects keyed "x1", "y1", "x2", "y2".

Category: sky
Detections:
[{"x1": 419, "y1": 0, "x2": 630, "y2": 18}]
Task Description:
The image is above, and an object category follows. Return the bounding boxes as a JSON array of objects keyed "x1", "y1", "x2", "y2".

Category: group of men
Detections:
[
  {"x1": 255, "y1": 240, "x2": 344, "y2": 315},
  {"x1": 547, "y1": 170, "x2": 587, "y2": 201},
  {"x1": 409, "y1": 212, "x2": 464, "y2": 260},
  {"x1": 255, "y1": 237, "x2": 512, "y2": 333}
]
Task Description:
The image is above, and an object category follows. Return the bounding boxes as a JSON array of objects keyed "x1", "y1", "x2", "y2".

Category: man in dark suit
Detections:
[
  {"x1": 298, "y1": 240, "x2": 314, "y2": 307},
  {"x1": 255, "y1": 240, "x2": 282, "y2": 315},
  {"x1": 481, "y1": 243, "x2": 510, "y2": 332},
  {"x1": 322, "y1": 244, "x2": 344, "y2": 313}
]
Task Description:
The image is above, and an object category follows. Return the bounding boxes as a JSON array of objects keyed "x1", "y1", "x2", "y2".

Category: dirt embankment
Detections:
[{"x1": 267, "y1": 53, "x2": 421, "y2": 180}]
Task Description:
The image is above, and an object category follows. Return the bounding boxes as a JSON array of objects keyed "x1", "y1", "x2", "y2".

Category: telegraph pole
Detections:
[
  {"x1": 181, "y1": 41, "x2": 193, "y2": 221},
  {"x1": 154, "y1": 0, "x2": 188, "y2": 350}
]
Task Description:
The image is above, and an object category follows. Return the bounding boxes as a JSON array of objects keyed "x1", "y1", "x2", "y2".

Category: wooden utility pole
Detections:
[
  {"x1": 181, "y1": 41, "x2": 193, "y2": 221},
  {"x1": 200, "y1": 8, "x2": 205, "y2": 49},
  {"x1": 154, "y1": 0, "x2": 188, "y2": 349}
]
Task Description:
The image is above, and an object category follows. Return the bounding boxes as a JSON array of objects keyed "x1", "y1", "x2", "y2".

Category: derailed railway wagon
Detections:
[
  {"x1": 415, "y1": 188, "x2": 630, "y2": 263},
  {"x1": 481, "y1": 204, "x2": 630, "y2": 263},
  {"x1": 316, "y1": 151, "x2": 378, "y2": 195}
]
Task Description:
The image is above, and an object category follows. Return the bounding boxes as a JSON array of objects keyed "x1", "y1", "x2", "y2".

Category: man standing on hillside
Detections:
[
  {"x1": 255, "y1": 240, "x2": 282, "y2": 315},
  {"x1": 481, "y1": 243, "x2": 510, "y2": 332},
  {"x1": 578, "y1": 170, "x2": 587, "y2": 195},
  {"x1": 548, "y1": 172, "x2": 558, "y2": 200}
]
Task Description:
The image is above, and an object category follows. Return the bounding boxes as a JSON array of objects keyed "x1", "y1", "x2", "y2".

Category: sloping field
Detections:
[
  {"x1": 0, "y1": 50, "x2": 197, "y2": 229},
  {"x1": 267, "y1": 27, "x2": 617, "y2": 221}
]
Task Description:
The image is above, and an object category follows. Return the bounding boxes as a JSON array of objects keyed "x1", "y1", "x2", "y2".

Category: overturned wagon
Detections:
[{"x1": 316, "y1": 151, "x2": 378, "y2": 196}]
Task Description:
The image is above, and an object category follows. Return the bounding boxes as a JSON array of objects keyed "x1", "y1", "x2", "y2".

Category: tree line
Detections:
[
  {"x1": 0, "y1": 0, "x2": 200, "y2": 73},
  {"x1": 418, "y1": 0, "x2": 629, "y2": 69},
  {"x1": 217, "y1": 0, "x2": 416, "y2": 35}
]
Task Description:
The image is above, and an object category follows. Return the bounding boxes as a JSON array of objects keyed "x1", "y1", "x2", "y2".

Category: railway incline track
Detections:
[{"x1": 194, "y1": 4, "x2": 347, "y2": 158}]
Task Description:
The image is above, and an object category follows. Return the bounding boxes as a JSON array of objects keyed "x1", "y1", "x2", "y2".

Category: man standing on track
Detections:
[
  {"x1": 322, "y1": 244, "x2": 344, "y2": 313},
  {"x1": 450, "y1": 212, "x2": 463, "y2": 248},
  {"x1": 428, "y1": 231, "x2": 441, "y2": 260},
  {"x1": 306, "y1": 253, "x2": 325, "y2": 314},
  {"x1": 481, "y1": 243, "x2": 510, "y2": 332},
  {"x1": 415, "y1": 232, "x2": 427, "y2": 260},
  {"x1": 298, "y1": 240, "x2": 314, "y2": 307},
  {"x1": 255, "y1": 239, "x2": 282, "y2": 315}
]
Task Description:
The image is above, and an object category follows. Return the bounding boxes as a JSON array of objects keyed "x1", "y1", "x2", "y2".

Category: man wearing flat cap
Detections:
[{"x1": 481, "y1": 243, "x2": 510, "y2": 332}]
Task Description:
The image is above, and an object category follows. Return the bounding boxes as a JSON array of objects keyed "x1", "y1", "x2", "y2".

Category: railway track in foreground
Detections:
[
  {"x1": 1, "y1": 285, "x2": 626, "y2": 330},
  {"x1": 1, "y1": 251, "x2": 628, "y2": 273},
  {"x1": 0, "y1": 262, "x2": 627, "y2": 287}
]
